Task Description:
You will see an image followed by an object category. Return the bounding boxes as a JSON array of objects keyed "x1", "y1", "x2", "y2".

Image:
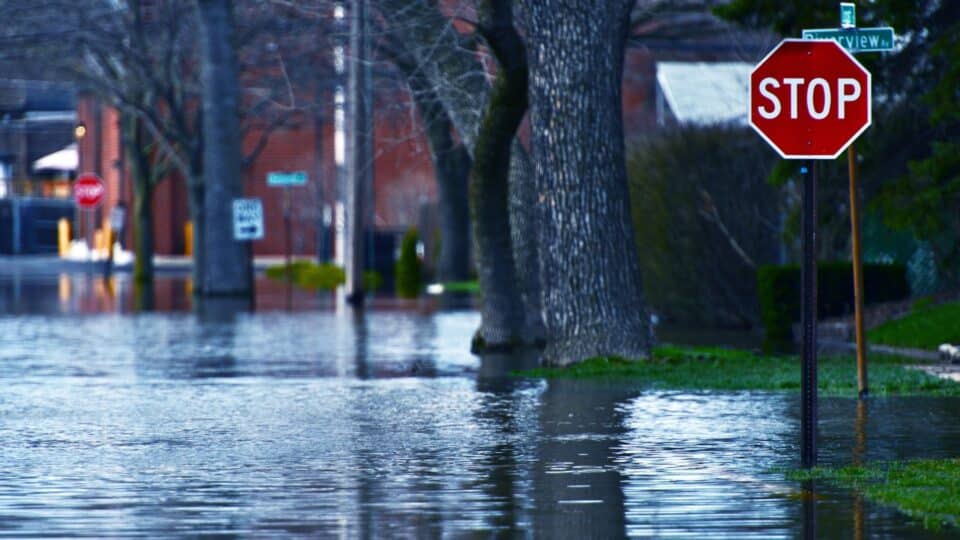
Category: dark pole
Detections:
[
  {"x1": 284, "y1": 186, "x2": 293, "y2": 309},
  {"x1": 801, "y1": 160, "x2": 818, "y2": 468},
  {"x1": 847, "y1": 144, "x2": 868, "y2": 398}
]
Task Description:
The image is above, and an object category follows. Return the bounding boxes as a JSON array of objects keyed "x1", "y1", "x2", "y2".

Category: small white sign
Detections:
[{"x1": 233, "y1": 198, "x2": 264, "y2": 241}]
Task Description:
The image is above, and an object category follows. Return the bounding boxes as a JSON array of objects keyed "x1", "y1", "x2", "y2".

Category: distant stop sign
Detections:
[
  {"x1": 750, "y1": 39, "x2": 871, "y2": 159},
  {"x1": 73, "y1": 173, "x2": 105, "y2": 209}
]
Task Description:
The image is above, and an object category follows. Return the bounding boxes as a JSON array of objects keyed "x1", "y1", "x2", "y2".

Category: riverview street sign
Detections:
[
  {"x1": 802, "y1": 27, "x2": 896, "y2": 53},
  {"x1": 749, "y1": 39, "x2": 872, "y2": 159},
  {"x1": 267, "y1": 171, "x2": 308, "y2": 187},
  {"x1": 73, "y1": 173, "x2": 105, "y2": 209},
  {"x1": 232, "y1": 198, "x2": 264, "y2": 241}
]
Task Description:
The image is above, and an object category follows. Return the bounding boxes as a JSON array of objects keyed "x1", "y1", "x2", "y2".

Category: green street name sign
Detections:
[
  {"x1": 802, "y1": 27, "x2": 896, "y2": 53},
  {"x1": 267, "y1": 171, "x2": 308, "y2": 186}
]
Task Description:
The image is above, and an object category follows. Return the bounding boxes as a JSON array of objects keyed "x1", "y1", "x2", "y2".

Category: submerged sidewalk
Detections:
[{"x1": 0, "y1": 254, "x2": 304, "y2": 275}]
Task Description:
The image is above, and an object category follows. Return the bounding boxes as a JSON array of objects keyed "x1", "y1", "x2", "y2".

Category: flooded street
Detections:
[{"x1": 0, "y1": 266, "x2": 958, "y2": 537}]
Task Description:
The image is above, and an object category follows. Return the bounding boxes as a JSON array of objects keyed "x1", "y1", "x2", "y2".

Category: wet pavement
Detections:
[{"x1": 0, "y1": 267, "x2": 959, "y2": 538}]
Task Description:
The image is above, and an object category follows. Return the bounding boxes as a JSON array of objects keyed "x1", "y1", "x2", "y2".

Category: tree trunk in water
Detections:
[
  {"x1": 133, "y1": 184, "x2": 154, "y2": 284},
  {"x1": 196, "y1": 0, "x2": 250, "y2": 297},
  {"x1": 469, "y1": 0, "x2": 528, "y2": 350},
  {"x1": 403, "y1": 71, "x2": 472, "y2": 284},
  {"x1": 524, "y1": 0, "x2": 653, "y2": 365},
  {"x1": 508, "y1": 143, "x2": 546, "y2": 344},
  {"x1": 188, "y1": 180, "x2": 205, "y2": 296},
  {"x1": 375, "y1": 0, "x2": 544, "y2": 344},
  {"x1": 122, "y1": 114, "x2": 155, "y2": 285}
]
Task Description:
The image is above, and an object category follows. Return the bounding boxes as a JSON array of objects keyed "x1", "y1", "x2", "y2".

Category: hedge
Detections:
[
  {"x1": 395, "y1": 228, "x2": 422, "y2": 299},
  {"x1": 758, "y1": 262, "x2": 909, "y2": 346}
]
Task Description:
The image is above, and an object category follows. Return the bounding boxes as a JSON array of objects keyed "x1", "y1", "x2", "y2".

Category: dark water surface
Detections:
[{"x1": 0, "y1": 269, "x2": 959, "y2": 538}]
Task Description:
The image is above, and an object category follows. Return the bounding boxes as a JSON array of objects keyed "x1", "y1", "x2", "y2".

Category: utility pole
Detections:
[{"x1": 345, "y1": 0, "x2": 372, "y2": 306}]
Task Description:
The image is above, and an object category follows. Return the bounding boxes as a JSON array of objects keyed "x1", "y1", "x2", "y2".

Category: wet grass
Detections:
[
  {"x1": 790, "y1": 459, "x2": 960, "y2": 530},
  {"x1": 868, "y1": 300, "x2": 960, "y2": 350},
  {"x1": 515, "y1": 346, "x2": 960, "y2": 397},
  {"x1": 442, "y1": 280, "x2": 480, "y2": 293}
]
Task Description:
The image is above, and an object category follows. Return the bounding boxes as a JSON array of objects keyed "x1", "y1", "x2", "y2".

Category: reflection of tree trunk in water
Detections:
[
  {"x1": 352, "y1": 309, "x2": 369, "y2": 380},
  {"x1": 473, "y1": 350, "x2": 541, "y2": 534},
  {"x1": 134, "y1": 281, "x2": 155, "y2": 312},
  {"x1": 196, "y1": 296, "x2": 251, "y2": 322},
  {"x1": 532, "y1": 379, "x2": 630, "y2": 537}
]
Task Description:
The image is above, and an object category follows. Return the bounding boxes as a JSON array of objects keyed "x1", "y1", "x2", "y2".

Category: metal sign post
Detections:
[
  {"x1": 800, "y1": 162, "x2": 818, "y2": 468},
  {"x1": 750, "y1": 38, "x2": 872, "y2": 467},
  {"x1": 267, "y1": 171, "x2": 307, "y2": 292}
]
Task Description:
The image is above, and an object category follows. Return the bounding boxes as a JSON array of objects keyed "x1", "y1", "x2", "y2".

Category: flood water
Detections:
[{"x1": 1, "y1": 265, "x2": 959, "y2": 538}]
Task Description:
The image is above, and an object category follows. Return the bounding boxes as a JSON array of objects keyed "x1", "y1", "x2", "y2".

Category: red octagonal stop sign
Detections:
[
  {"x1": 750, "y1": 39, "x2": 871, "y2": 159},
  {"x1": 73, "y1": 173, "x2": 105, "y2": 209}
]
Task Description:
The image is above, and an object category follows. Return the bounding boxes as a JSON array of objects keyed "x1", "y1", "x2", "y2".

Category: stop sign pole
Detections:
[{"x1": 749, "y1": 39, "x2": 872, "y2": 468}]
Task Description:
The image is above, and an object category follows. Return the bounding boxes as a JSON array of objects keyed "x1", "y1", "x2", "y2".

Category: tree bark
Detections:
[
  {"x1": 469, "y1": 0, "x2": 528, "y2": 350},
  {"x1": 196, "y1": 0, "x2": 250, "y2": 297},
  {"x1": 524, "y1": 0, "x2": 653, "y2": 365},
  {"x1": 122, "y1": 114, "x2": 155, "y2": 285},
  {"x1": 508, "y1": 142, "x2": 546, "y2": 344}
]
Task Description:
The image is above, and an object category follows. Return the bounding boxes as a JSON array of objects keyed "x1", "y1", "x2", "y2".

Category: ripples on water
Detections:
[{"x1": 0, "y1": 271, "x2": 958, "y2": 538}]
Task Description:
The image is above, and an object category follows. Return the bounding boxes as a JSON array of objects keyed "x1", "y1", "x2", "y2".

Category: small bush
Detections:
[
  {"x1": 265, "y1": 261, "x2": 345, "y2": 290},
  {"x1": 364, "y1": 270, "x2": 383, "y2": 292},
  {"x1": 758, "y1": 262, "x2": 909, "y2": 348},
  {"x1": 396, "y1": 228, "x2": 422, "y2": 299},
  {"x1": 299, "y1": 263, "x2": 345, "y2": 290}
]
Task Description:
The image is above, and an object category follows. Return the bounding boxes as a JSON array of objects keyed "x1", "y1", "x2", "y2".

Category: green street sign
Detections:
[
  {"x1": 267, "y1": 171, "x2": 308, "y2": 186},
  {"x1": 840, "y1": 2, "x2": 856, "y2": 29},
  {"x1": 802, "y1": 27, "x2": 896, "y2": 53}
]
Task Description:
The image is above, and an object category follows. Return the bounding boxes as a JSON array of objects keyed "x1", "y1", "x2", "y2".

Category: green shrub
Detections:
[
  {"x1": 395, "y1": 228, "x2": 422, "y2": 298},
  {"x1": 758, "y1": 262, "x2": 909, "y2": 348},
  {"x1": 364, "y1": 270, "x2": 383, "y2": 292},
  {"x1": 627, "y1": 125, "x2": 780, "y2": 328},
  {"x1": 299, "y1": 263, "x2": 345, "y2": 290},
  {"x1": 265, "y1": 261, "x2": 345, "y2": 290}
]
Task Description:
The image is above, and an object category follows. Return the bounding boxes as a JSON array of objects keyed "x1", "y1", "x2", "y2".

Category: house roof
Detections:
[{"x1": 656, "y1": 61, "x2": 752, "y2": 126}]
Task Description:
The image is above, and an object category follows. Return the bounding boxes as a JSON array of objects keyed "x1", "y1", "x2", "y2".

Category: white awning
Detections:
[
  {"x1": 32, "y1": 143, "x2": 78, "y2": 172},
  {"x1": 656, "y1": 62, "x2": 752, "y2": 126}
]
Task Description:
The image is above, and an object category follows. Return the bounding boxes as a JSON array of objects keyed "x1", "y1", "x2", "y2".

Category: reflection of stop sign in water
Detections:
[
  {"x1": 73, "y1": 174, "x2": 105, "y2": 209},
  {"x1": 749, "y1": 39, "x2": 871, "y2": 159}
]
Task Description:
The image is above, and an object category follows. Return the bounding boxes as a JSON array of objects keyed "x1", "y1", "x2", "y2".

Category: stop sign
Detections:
[
  {"x1": 73, "y1": 173, "x2": 105, "y2": 209},
  {"x1": 749, "y1": 39, "x2": 871, "y2": 159}
]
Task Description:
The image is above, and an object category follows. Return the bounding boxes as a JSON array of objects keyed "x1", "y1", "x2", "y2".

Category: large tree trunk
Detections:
[
  {"x1": 415, "y1": 86, "x2": 472, "y2": 283},
  {"x1": 188, "y1": 178, "x2": 205, "y2": 296},
  {"x1": 508, "y1": 143, "x2": 546, "y2": 344},
  {"x1": 196, "y1": 0, "x2": 250, "y2": 297},
  {"x1": 469, "y1": 0, "x2": 528, "y2": 350},
  {"x1": 122, "y1": 114, "x2": 155, "y2": 285},
  {"x1": 524, "y1": 0, "x2": 653, "y2": 365},
  {"x1": 381, "y1": 33, "x2": 472, "y2": 285},
  {"x1": 133, "y1": 183, "x2": 154, "y2": 284},
  {"x1": 375, "y1": 0, "x2": 544, "y2": 344}
]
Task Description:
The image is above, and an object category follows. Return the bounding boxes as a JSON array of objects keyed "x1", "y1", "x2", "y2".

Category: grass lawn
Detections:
[
  {"x1": 869, "y1": 300, "x2": 960, "y2": 351},
  {"x1": 515, "y1": 346, "x2": 960, "y2": 397},
  {"x1": 442, "y1": 280, "x2": 480, "y2": 293},
  {"x1": 791, "y1": 459, "x2": 960, "y2": 530}
]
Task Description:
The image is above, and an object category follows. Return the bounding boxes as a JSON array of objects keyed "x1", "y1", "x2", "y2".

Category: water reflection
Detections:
[{"x1": 0, "y1": 271, "x2": 959, "y2": 536}]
